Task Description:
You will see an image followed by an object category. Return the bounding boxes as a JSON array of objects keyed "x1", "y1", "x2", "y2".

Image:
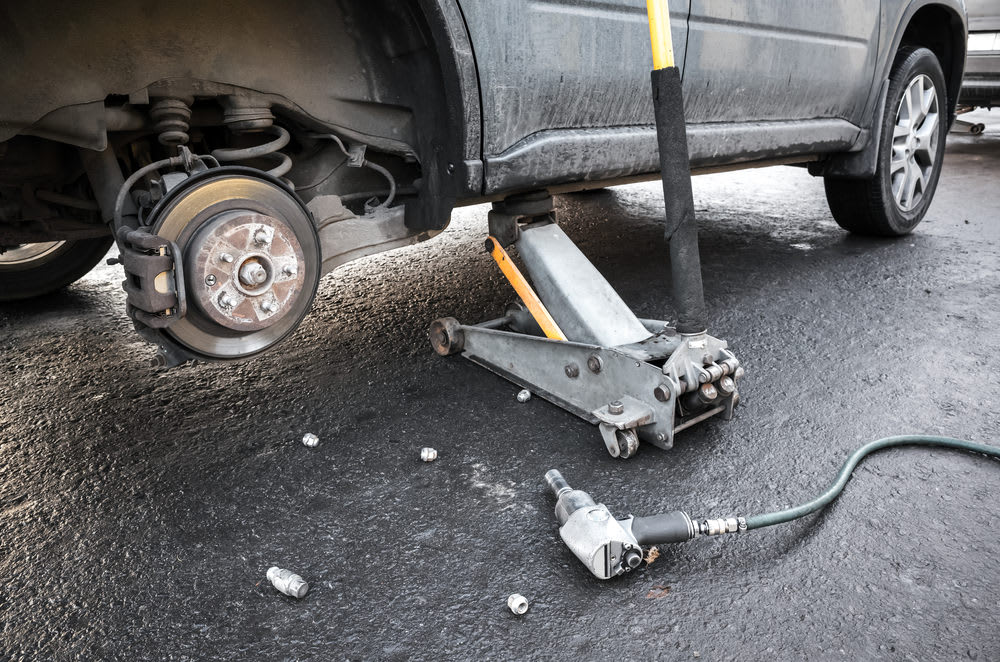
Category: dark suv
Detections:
[{"x1": 0, "y1": 0, "x2": 968, "y2": 362}]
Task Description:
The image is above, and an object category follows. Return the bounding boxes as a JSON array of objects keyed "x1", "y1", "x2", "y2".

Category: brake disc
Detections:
[{"x1": 148, "y1": 167, "x2": 320, "y2": 360}]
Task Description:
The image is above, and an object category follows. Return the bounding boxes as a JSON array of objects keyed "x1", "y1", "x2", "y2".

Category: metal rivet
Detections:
[{"x1": 205, "y1": 274, "x2": 217, "y2": 286}]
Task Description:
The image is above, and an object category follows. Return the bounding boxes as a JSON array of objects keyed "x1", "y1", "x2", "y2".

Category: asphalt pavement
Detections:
[{"x1": 1, "y1": 116, "x2": 998, "y2": 661}]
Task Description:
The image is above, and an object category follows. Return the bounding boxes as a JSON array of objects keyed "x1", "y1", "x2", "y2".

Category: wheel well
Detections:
[
  {"x1": 0, "y1": 0, "x2": 476, "y2": 233},
  {"x1": 899, "y1": 4, "x2": 967, "y2": 123}
]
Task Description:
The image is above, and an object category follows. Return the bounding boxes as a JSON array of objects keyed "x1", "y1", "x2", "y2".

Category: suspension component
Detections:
[
  {"x1": 150, "y1": 98, "x2": 192, "y2": 147},
  {"x1": 212, "y1": 125, "x2": 292, "y2": 178}
]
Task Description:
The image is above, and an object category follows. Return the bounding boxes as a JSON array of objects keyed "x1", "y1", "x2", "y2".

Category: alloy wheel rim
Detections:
[
  {"x1": 890, "y1": 74, "x2": 939, "y2": 213},
  {"x1": 0, "y1": 242, "x2": 65, "y2": 268}
]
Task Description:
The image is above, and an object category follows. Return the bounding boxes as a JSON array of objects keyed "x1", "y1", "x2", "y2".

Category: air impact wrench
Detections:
[{"x1": 544, "y1": 469, "x2": 742, "y2": 580}]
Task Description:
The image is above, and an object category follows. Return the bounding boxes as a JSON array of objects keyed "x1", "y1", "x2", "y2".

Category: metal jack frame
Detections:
[
  {"x1": 429, "y1": 194, "x2": 742, "y2": 459},
  {"x1": 429, "y1": 1, "x2": 742, "y2": 458}
]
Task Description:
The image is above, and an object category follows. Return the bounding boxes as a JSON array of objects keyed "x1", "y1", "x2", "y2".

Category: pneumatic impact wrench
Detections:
[{"x1": 544, "y1": 469, "x2": 742, "y2": 580}]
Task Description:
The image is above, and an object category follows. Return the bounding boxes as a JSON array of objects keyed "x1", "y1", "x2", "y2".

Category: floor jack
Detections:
[{"x1": 429, "y1": 2, "x2": 741, "y2": 459}]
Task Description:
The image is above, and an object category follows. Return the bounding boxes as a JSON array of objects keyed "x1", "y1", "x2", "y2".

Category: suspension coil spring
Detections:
[
  {"x1": 150, "y1": 98, "x2": 192, "y2": 147},
  {"x1": 211, "y1": 125, "x2": 292, "y2": 179}
]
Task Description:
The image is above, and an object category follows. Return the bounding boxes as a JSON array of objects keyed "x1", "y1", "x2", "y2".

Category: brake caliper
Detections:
[{"x1": 114, "y1": 226, "x2": 187, "y2": 330}]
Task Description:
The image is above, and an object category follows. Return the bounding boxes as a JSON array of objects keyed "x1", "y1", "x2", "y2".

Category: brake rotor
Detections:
[{"x1": 148, "y1": 167, "x2": 320, "y2": 360}]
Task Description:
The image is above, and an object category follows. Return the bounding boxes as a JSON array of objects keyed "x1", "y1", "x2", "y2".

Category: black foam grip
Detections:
[{"x1": 651, "y1": 67, "x2": 706, "y2": 333}]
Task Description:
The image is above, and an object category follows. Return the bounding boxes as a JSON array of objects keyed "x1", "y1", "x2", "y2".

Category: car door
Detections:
[
  {"x1": 456, "y1": 0, "x2": 690, "y2": 161},
  {"x1": 682, "y1": 0, "x2": 881, "y2": 125}
]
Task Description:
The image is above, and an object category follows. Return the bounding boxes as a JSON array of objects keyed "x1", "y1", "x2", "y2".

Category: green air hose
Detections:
[{"x1": 744, "y1": 435, "x2": 1000, "y2": 531}]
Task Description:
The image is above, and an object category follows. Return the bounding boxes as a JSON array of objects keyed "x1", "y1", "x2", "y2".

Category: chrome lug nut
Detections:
[
  {"x1": 220, "y1": 252, "x2": 234, "y2": 263},
  {"x1": 261, "y1": 300, "x2": 277, "y2": 313},
  {"x1": 282, "y1": 264, "x2": 296, "y2": 277},
  {"x1": 253, "y1": 229, "x2": 270, "y2": 245},
  {"x1": 507, "y1": 593, "x2": 529, "y2": 615},
  {"x1": 218, "y1": 292, "x2": 235, "y2": 309}
]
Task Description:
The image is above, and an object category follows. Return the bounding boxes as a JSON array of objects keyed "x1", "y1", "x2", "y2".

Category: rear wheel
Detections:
[
  {"x1": 824, "y1": 46, "x2": 948, "y2": 236},
  {"x1": 0, "y1": 237, "x2": 113, "y2": 302}
]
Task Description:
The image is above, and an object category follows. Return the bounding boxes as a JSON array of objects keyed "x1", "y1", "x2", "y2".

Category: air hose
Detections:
[
  {"x1": 744, "y1": 435, "x2": 1000, "y2": 530},
  {"x1": 546, "y1": 435, "x2": 1000, "y2": 579}
]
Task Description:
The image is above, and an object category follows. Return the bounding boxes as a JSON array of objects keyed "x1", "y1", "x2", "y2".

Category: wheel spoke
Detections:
[
  {"x1": 893, "y1": 161, "x2": 908, "y2": 206},
  {"x1": 890, "y1": 148, "x2": 907, "y2": 174},
  {"x1": 903, "y1": 160, "x2": 920, "y2": 206}
]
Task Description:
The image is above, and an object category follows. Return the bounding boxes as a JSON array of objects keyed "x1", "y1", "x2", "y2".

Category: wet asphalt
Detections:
[{"x1": 2, "y1": 116, "x2": 999, "y2": 661}]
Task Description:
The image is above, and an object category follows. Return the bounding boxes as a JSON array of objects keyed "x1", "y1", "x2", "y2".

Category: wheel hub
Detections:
[{"x1": 186, "y1": 212, "x2": 306, "y2": 332}]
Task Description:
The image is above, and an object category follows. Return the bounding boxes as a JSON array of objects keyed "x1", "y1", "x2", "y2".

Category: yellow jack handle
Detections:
[
  {"x1": 646, "y1": 0, "x2": 675, "y2": 70},
  {"x1": 486, "y1": 236, "x2": 567, "y2": 341}
]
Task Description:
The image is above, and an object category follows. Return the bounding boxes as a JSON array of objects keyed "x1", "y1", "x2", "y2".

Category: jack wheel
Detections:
[
  {"x1": 429, "y1": 317, "x2": 464, "y2": 356},
  {"x1": 616, "y1": 429, "x2": 639, "y2": 460}
]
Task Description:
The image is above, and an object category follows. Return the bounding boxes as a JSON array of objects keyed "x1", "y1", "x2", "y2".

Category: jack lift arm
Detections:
[{"x1": 429, "y1": 1, "x2": 741, "y2": 458}]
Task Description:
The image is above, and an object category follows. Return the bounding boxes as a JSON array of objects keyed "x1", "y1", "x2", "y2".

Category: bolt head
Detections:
[
  {"x1": 282, "y1": 264, "x2": 296, "y2": 277},
  {"x1": 220, "y1": 253, "x2": 234, "y2": 263},
  {"x1": 261, "y1": 300, "x2": 278, "y2": 313},
  {"x1": 608, "y1": 400, "x2": 624, "y2": 415},
  {"x1": 654, "y1": 383, "x2": 671, "y2": 402},
  {"x1": 218, "y1": 293, "x2": 235, "y2": 308},
  {"x1": 564, "y1": 363, "x2": 580, "y2": 378},
  {"x1": 587, "y1": 355, "x2": 603, "y2": 373},
  {"x1": 253, "y1": 229, "x2": 270, "y2": 245},
  {"x1": 205, "y1": 274, "x2": 217, "y2": 286}
]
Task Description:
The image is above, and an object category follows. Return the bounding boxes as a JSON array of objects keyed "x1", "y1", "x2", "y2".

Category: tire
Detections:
[
  {"x1": 0, "y1": 236, "x2": 114, "y2": 302},
  {"x1": 824, "y1": 46, "x2": 948, "y2": 236}
]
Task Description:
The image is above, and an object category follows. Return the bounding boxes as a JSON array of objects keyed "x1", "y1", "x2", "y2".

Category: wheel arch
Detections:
[{"x1": 0, "y1": 0, "x2": 481, "y2": 228}]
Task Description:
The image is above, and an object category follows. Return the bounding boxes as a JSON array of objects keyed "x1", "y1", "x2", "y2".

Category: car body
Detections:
[
  {"x1": 960, "y1": 0, "x2": 1000, "y2": 107},
  {"x1": 0, "y1": 1, "x2": 969, "y2": 361}
]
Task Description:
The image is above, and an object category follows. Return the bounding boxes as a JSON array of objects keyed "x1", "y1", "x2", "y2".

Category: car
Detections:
[
  {"x1": 0, "y1": 0, "x2": 968, "y2": 364},
  {"x1": 960, "y1": 0, "x2": 1000, "y2": 107}
]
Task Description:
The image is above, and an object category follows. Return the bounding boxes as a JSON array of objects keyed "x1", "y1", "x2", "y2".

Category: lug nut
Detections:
[
  {"x1": 517, "y1": 389, "x2": 531, "y2": 403},
  {"x1": 254, "y1": 229, "x2": 270, "y2": 245},
  {"x1": 218, "y1": 293, "x2": 235, "y2": 308},
  {"x1": 282, "y1": 265, "x2": 296, "y2": 277},
  {"x1": 266, "y1": 567, "x2": 309, "y2": 599},
  {"x1": 220, "y1": 252, "x2": 234, "y2": 263},
  {"x1": 261, "y1": 300, "x2": 277, "y2": 313},
  {"x1": 507, "y1": 593, "x2": 529, "y2": 615},
  {"x1": 608, "y1": 400, "x2": 624, "y2": 415}
]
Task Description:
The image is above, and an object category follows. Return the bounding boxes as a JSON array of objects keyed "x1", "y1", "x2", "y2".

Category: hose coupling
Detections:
[{"x1": 695, "y1": 516, "x2": 747, "y2": 537}]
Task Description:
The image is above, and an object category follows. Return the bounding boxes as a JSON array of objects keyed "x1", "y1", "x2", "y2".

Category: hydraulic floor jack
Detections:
[
  {"x1": 429, "y1": 3, "x2": 741, "y2": 458},
  {"x1": 429, "y1": 191, "x2": 741, "y2": 459}
]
